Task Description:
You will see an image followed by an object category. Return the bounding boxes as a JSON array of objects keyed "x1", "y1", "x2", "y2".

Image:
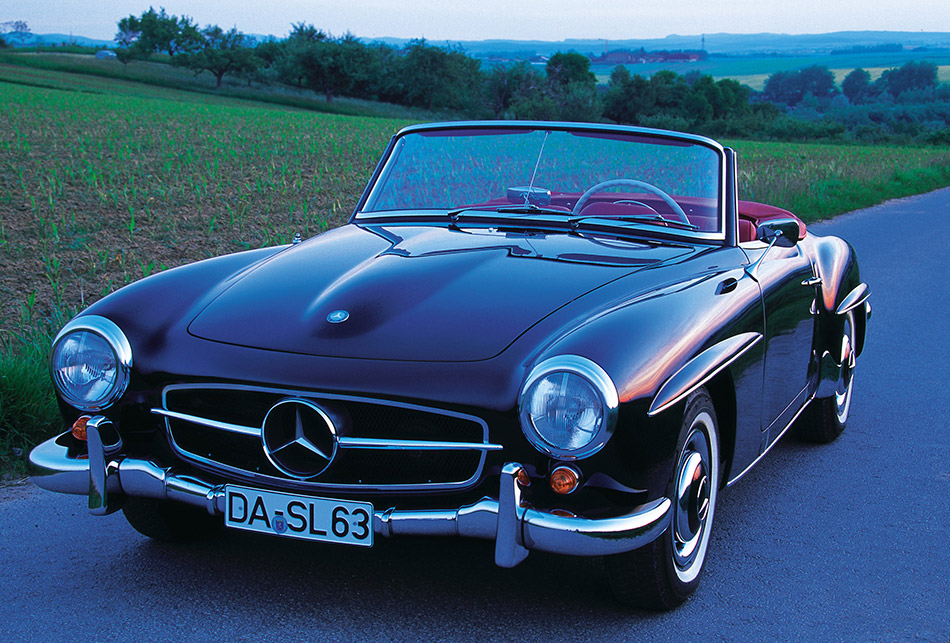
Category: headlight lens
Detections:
[
  {"x1": 50, "y1": 316, "x2": 131, "y2": 411},
  {"x1": 519, "y1": 356, "x2": 618, "y2": 459},
  {"x1": 522, "y1": 372, "x2": 604, "y2": 450}
]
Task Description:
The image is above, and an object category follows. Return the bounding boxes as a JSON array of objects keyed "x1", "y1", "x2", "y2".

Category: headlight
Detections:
[
  {"x1": 50, "y1": 316, "x2": 132, "y2": 411},
  {"x1": 519, "y1": 355, "x2": 619, "y2": 459}
]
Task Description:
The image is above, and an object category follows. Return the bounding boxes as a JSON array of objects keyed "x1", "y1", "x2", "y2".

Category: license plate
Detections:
[{"x1": 224, "y1": 485, "x2": 373, "y2": 547}]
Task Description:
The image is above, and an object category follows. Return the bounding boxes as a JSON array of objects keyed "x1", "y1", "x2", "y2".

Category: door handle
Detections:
[{"x1": 801, "y1": 276, "x2": 822, "y2": 287}]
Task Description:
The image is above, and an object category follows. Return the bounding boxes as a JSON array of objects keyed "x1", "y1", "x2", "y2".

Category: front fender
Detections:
[
  {"x1": 811, "y1": 234, "x2": 861, "y2": 316},
  {"x1": 808, "y1": 233, "x2": 869, "y2": 358},
  {"x1": 527, "y1": 261, "x2": 765, "y2": 496},
  {"x1": 647, "y1": 332, "x2": 763, "y2": 417}
]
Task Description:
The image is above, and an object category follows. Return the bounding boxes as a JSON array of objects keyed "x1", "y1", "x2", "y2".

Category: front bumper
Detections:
[{"x1": 29, "y1": 420, "x2": 671, "y2": 567}]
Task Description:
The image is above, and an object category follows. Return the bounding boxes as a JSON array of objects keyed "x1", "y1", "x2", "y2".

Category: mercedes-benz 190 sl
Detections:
[{"x1": 30, "y1": 121, "x2": 870, "y2": 610}]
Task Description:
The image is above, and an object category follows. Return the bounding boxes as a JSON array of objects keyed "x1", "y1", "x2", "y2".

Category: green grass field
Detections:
[{"x1": 2, "y1": 59, "x2": 950, "y2": 473}]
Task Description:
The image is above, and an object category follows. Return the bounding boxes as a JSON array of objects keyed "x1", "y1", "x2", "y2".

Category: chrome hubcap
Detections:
[
  {"x1": 835, "y1": 315, "x2": 855, "y2": 423},
  {"x1": 672, "y1": 420, "x2": 714, "y2": 578}
]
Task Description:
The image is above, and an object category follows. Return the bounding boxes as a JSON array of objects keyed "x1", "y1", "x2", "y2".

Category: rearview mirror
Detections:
[{"x1": 757, "y1": 218, "x2": 801, "y2": 247}]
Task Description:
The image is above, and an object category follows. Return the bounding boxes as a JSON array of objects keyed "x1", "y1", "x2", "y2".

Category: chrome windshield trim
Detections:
[{"x1": 355, "y1": 121, "x2": 727, "y2": 241}]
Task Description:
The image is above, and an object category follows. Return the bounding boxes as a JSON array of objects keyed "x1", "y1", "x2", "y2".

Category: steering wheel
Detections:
[{"x1": 572, "y1": 179, "x2": 689, "y2": 224}]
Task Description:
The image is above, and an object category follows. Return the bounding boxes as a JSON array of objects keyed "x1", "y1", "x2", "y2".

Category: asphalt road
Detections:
[{"x1": 2, "y1": 188, "x2": 948, "y2": 642}]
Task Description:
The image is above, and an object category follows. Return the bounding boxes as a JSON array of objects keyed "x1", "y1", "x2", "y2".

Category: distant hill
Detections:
[
  {"x1": 10, "y1": 33, "x2": 114, "y2": 48},
  {"x1": 13, "y1": 30, "x2": 950, "y2": 58},
  {"x1": 373, "y1": 31, "x2": 950, "y2": 57}
]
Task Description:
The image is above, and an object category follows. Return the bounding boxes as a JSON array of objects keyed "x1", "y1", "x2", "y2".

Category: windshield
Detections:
[{"x1": 359, "y1": 126, "x2": 724, "y2": 237}]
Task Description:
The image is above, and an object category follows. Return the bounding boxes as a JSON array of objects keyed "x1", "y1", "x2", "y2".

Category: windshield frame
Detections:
[{"x1": 353, "y1": 121, "x2": 728, "y2": 244}]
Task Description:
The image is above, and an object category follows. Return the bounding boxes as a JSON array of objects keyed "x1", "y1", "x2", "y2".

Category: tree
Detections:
[
  {"x1": 545, "y1": 52, "x2": 595, "y2": 88},
  {"x1": 603, "y1": 66, "x2": 656, "y2": 124},
  {"x1": 395, "y1": 39, "x2": 483, "y2": 112},
  {"x1": 288, "y1": 22, "x2": 327, "y2": 43},
  {"x1": 878, "y1": 60, "x2": 938, "y2": 98},
  {"x1": 764, "y1": 66, "x2": 836, "y2": 106},
  {"x1": 1, "y1": 20, "x2": 31, "y2": 45},
  {"x1": 115, "y1": 15, "x2": 141, "y2": 48},
  {"x1": 650, "y1": 70, "x2": 689, "y2": 113},
  {"x1": 842, "y1": 68, "x2": 872, "y2": 104},
  {"x1": 544, "y1": 52, "x2": 599, "y2": 122},
  {"x1": 399, "y1": 39, "x2": 447, "y2": 109},
  {"x1": 300, "y1": 39, "x2": 348, "y2": 102},
  {"x1": 799, "y1": 65, "x2": 837, "y2": 100},
  {"x1": 115, "y1": 7, "x2": 201, "y2": 58},
  {"x1": 682, "y1": 91, "x2": 713, "y2": 125},
  {"x1": 173, "y1": 26, "x2": 258, "y2": 88}
]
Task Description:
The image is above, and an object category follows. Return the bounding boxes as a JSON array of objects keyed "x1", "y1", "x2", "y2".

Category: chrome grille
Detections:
[{"x1": 154, "y1": 384, "x2": 499, "y2": 492}]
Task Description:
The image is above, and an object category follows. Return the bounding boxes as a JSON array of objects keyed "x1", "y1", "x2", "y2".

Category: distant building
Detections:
[
  {"x1": 589, "y1": 49, "x2": 706, "y2": 65},
  {"x1": 94, "y1": 49, "x2": 117, "y2": 60}
]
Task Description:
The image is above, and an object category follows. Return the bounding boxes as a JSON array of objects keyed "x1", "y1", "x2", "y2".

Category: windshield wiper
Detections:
[
  {"x1": 447, "y1": 205, "x2": 568, "y2": 219},
  {"x1": 495, "y1": 204, "x2": 570, "y2": 216},
  {"x1": 569, "y1": 214, "x2": 699, "y2": 231}
]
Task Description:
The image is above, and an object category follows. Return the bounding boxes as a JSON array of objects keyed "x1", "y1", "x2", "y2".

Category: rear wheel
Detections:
[
  {"x1": 606, "y1": 389, "x2": 719, "y2": 610},
  {"x1": 123, "y1": 497, "x2": 222, "y2": 543},
  {"x1": 797, "y1": 310, "x2": 855, "y2": 443}
]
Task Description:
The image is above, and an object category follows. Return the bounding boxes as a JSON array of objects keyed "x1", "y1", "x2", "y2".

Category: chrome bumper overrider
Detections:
[{"x1": 29, "y1": 421, "x2": 671, "y2": 567}]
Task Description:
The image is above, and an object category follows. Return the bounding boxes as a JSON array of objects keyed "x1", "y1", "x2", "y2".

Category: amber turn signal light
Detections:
[
  {"x1": 549, "y1": 465, "x2": 580, "y2": 495},
  {"x1": 71, "y1": 416, "x2": 91, "y2": 441},
  {"x1": 516, "y1": 468, "x2": 531, "y2": 487}
]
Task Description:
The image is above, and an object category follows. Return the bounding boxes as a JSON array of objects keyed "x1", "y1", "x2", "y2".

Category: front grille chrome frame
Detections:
[{"x1": 154, "y1": 383, "x2": 500, "y2": 493}]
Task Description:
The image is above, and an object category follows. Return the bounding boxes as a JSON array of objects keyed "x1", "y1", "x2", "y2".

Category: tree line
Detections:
[{"x1": 110, "y1": 7, "x2": 949, "y2": 144}]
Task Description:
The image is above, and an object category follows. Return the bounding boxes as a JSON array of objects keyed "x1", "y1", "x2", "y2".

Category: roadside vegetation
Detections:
[{"x1": 2, "y1": 11, "x2": 950, "y2": 474}]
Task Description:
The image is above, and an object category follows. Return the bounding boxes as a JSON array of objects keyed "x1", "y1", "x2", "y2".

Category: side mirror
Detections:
[{"x1": 756, "y1": 218, "x2": 801, "y2": 247}]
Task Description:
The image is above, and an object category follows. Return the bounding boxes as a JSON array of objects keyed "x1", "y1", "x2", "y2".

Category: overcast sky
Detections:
[{"x1": 9, "y1": 0, "x2": 950, "y2": 43}]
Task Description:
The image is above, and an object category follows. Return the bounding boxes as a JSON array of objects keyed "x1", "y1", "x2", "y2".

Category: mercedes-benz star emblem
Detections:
[
  {"x1": 327, "y1": 310, "x2": 349, "y2": 324},
  {"x1": 261, "y1": 399, "x2": 338, "y2": 479}
]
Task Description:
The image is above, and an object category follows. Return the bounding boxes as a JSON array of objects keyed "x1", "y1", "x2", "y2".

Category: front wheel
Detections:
[
  {"x1": 796, "y1": 310, "x2": 855, "y2": 443},
  {"x1": 606, "y1": 389, "x2": 720, "y2": 610}
]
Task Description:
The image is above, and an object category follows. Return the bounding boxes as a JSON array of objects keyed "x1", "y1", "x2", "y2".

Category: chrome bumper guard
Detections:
[{"x1": 29, "y1": 420, "x2": 671, "y2": 567}]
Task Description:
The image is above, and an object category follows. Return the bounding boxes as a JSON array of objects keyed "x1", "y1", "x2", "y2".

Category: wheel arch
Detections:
[{"x1": 704, "y1": 371, "x2": 736, "y2": 487}]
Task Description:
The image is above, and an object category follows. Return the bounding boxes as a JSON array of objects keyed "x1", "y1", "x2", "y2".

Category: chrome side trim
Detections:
[
  {"x1": 29, "y1": 437, "x2": 671, "y2": 563},
  {"x1": 835, "y1": 283, "x2": 870, "y2": 316},
  {"x1": 726, "y1": 396, "x2": 811, "y2": 487},
  {"x1": 649, "y1": 332, "x2": 763, "y2": 417}
]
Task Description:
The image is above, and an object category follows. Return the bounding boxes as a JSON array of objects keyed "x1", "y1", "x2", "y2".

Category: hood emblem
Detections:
[
  {"x1": 327, "y1": 310, "x2": 350, "y2": 324},
  {"x1": 262, "y1": 399, "x2": 338, "y2": 479}
]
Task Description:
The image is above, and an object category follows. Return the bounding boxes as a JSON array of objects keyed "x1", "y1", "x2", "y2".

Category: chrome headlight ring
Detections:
[
  {"x1": 518, "y1": 355, "x2": 619, "y2": 460},
  {"x1": 50, "y1": 315, "x2": 132, "y2": 412}
]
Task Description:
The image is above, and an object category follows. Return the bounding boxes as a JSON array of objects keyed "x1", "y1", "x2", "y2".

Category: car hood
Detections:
[{"x1": 187, "y1": 224, "x2": 696, "y2": 361}]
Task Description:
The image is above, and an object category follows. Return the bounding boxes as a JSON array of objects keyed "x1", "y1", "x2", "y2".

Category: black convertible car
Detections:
[{"x1": 30, "y1": 121, "x2": 870, "y2": 609}]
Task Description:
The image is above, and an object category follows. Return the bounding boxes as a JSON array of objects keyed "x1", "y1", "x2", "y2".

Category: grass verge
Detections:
[{"x1": 0, "y1": 309, "x2": 70, "y2": 477}]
